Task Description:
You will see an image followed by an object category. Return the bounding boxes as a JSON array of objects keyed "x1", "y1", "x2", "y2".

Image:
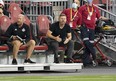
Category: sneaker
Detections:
[
  {"x1": 92, "y1": 60, "x2": 98, "y2": 67},
  {"x1": 12, "y1": 59, "x2": 18, "y2": 65},
  {"x1": 24, "y1": 59, "x2": 36, "y2": 64},
  {"x1": 54, "y1": 58, "x2": 59, "y2": 63}
]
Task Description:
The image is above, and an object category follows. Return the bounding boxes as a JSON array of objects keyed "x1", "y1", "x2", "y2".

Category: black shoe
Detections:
[
  {"x1": 64, "y1": 58, "x2": 74, "y2": 63},
  {"x1": 12, "y1": 59, "x2": 18, "y2": 65},
  {"x1": 54, "y1": 58, "x2": 59, "y2": 63},
  {"x1": 24, "y1": 59, "x2": 36, "y2": 64},
  {"x1": 64, "y1": 58, "x2": 67, "y2": 63}
]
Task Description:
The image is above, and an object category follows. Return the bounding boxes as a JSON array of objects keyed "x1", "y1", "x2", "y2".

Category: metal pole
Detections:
[
  {"x1": 106, "y1": 0, "x2": 108, "y2": 11},
  {"x1": 106, "y1": 0, "x2": 109, "y2": 17},
  {"x1": 112, "y1": 0, "x2": 115, "y2": 14}
]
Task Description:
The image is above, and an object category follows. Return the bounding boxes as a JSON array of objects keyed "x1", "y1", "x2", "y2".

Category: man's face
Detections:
[
  {"x1": 74, "y1": 0, "x2": 80, "y2": 6},
  {"x1": 17, "y1": 15, "x2": 24, "y2": 26},
  {"x1": 0, "y1": 8, "x2": 3, "y2": 17},
  {"x1": 59, "y1": 16, "x2": 66, "y2": 25},
  {"x1": 0, "y1": 4, "x2": 3, "y2": 8},
  {"x1": 0, "y1": 8, "x2": 3, "y2": 14},
  {"x1": 72, "y1": 3, "x2": 78, "y2": 9}
]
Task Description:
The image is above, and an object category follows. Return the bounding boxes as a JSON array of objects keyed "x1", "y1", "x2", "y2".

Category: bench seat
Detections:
[{"x1": 0, "y1": 45, "x2": 65, "y2": 51}]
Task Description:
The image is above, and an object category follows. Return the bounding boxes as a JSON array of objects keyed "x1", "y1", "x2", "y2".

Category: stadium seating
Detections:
[
  {"x1": 8, "y1": 3, "x2": 23, "y2": 23},
  {"x1": 36, "y1": 15, "x2": 65, "y2": 50},
  {"x1": 0, "y1": 15, "x2": 11, "y2": 43},
  {"x1": 0, "y1": 15, "x2": 48, "y2": 63},
  {"x1": 0, "y1": 14, "x2": 65, "y2": 64}
]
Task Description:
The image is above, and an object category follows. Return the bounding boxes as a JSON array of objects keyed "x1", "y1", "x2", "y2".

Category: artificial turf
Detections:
[{"x1": 0, "y1": 75, "x2": 116, "y2": 81}]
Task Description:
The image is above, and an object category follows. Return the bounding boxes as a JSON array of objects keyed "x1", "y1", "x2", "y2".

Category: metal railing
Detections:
[
  {"x1": 3, "y1": 0, "x2": 116, "y2": 24},
  {"x1": 95, "y1": 0, "x2": 116, "y2": 15},
  {"x1": 94, "y1": 4, "x2": 116, "y2": 25},
  {"x1": 110, "y1": 0, "x2": 116, "y2": 14},
  {"x1": 94, "y1": 4, "x2": 116, "y2": 51},
  {"x1": 3, "y1": 0, "x2": 69, "y2": 22}
]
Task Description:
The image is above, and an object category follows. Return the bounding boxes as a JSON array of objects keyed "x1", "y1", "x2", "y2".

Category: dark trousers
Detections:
[
  {"x1": 48, "y1": 39, "x2": 74, "y2": 62},
  {"x1": 71, "y1": 29, "x2": 76, "y2": 40},
  {"x1": 80, "y1": 26, "x2": 96, "y2": 64}
]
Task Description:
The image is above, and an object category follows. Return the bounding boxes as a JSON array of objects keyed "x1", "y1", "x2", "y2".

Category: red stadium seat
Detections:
[
  {"x1": 0, "y1": 15, "x2": 64, "y2": 64},
  {"x1": 36, "y1": 15, "x2": 50, "y2": 36},
  {"x1": 36, "y1": 15, "x2": 51, "y2": 46},
  {"x1": 36, "y1": 15, "x2": 65, "y2": 50},
  {"x1": 0, "y1": 15, "x2": 11, "y2": 36},
  {"x1": 8, "y1": 3, "x2": 23, "y2": 23},
  {"x1": 0, "y1": 16, "x2": 11, "y2": 50},
  {"x1": 24, "y1": 16, "x2": 31, "y2": 27},
  {"x1": 0, "y1": 45, "x2": 9, "y2": 50}
]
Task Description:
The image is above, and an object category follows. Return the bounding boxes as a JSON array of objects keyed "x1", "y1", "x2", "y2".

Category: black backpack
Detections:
[{"x1": 95, "y1": 19, "x2": 116, "y2": 35}]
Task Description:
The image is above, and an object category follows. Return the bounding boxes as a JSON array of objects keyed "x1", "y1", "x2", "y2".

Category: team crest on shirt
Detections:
[
  {"x1": 22, "y1": 28, "x2": 25, "y2": 32},
  {"x1": 15, "y1": 28, "x2": 17, "y2": 31}
]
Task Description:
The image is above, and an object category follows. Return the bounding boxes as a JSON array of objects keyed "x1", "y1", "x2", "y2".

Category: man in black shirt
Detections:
[
  {"x1": 46, "y1": 14, "x2": 74, "y2": 63},
  {"x1": 5, "y1": 14, "x2": 36, "y2": 65}
]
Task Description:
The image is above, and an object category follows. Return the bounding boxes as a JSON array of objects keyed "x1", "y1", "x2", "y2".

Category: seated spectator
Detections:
[
  {"x1": 0, "y1": 0, "x2": 9, "y2": 17},
  {"x1": 46, "y1": 13, "x2": 74, "y2": 63},
  {"x1": 5, "y1": 14, "x2": 36, "y2": 65}
]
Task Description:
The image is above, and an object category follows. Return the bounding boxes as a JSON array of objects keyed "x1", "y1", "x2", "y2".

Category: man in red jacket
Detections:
[
  {"x1": 62, "y1": 3, "x2": 82, "y2": 40},
  {"x1": 79, "y1": 0, "x2": 100, "y2": 66}
]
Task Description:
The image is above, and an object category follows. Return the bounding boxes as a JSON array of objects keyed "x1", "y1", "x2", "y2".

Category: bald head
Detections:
[{"x1": 17, "y1": 14, "x2": 25, "y2": 26}]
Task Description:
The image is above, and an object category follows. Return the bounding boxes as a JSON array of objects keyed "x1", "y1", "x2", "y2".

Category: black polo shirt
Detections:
[
  {"x1": 50, "y1": 22, "x2": 71, "y2": 41},
  {"x1": 5, "y1": 23, "x2": 30, "y2": 42}
]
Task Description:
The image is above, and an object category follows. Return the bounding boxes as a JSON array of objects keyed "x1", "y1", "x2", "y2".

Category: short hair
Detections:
[
  {"x1": 18, "y1": 14, "x2": 24, "y2": 18},
  {"x1": 59, "y1": 13, "x2": 66, "y2": 17}
]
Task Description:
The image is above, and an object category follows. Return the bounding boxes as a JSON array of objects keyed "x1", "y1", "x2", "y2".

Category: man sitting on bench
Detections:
[
  {"x1": 5, "y1": 14, "x2": 36, "y2": 65},
  {"x1": 46, "y1": 13, "x2": 74, "y2": 63}
]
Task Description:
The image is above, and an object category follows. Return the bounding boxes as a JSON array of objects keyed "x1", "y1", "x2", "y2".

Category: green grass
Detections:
[{"x1": 0, "y1": 75, "x2": 116, "y2": 81}]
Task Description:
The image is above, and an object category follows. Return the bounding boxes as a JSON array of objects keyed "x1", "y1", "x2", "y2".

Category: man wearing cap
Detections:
[
  {"x1": 62, "y1": 2, "x2": 82, "y2": 40},
  {"x1": 79, "y1": 0, "x2": 103, "y2": 66}
]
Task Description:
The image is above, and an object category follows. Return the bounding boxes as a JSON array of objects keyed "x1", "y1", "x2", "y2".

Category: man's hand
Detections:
[
  {"x1": 64, "y1": 38, "x2": 69, "y2": 44},
  {"x1": 12, "y1": 36, "x2": 18, "y2": 40},
  {"x1": 99, "y1": 16, "x2": 109, "y2": 20},
  {"x1": 55, "y1": 35, "x2": 62, "y2": 42}
]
